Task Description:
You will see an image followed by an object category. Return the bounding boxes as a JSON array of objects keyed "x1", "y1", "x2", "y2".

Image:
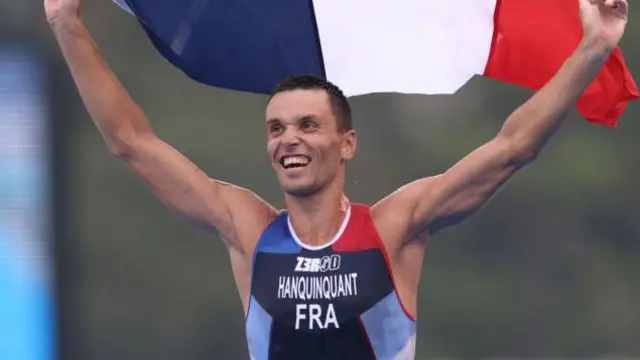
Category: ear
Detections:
[{"x1": 341, "y1": 129, "x2": 357, "y2": 160}]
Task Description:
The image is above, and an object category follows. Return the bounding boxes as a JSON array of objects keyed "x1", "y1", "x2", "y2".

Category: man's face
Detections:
[{"x1": 266, "y1": 89, "x2": 356, "y2": 197}]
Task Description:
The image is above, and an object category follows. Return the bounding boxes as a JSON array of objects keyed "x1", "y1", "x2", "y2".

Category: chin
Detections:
[{"x1": 281, "y1": 182, "x2": 321, "y2": 197}]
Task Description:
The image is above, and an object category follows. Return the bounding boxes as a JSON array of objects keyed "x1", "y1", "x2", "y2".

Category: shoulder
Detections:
[
  {"x1": 370, "y1": 176, "x2": 440, "y2": 222},
  {"x1": 214, "y1": 180, "x2": 279, "y2": 255},
  {"x1": 368, "y1": 176, "x2": 441, "y2": 249}
]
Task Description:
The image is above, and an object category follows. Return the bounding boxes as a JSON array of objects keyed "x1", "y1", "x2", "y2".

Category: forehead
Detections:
[{"x1": 266, "y1": 89, "x2": 332, "y2": 122}]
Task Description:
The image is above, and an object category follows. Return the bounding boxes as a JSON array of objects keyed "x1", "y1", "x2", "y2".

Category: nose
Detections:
[{"x1": 281, "y1": 127, "x2": 300, "y2": 148}]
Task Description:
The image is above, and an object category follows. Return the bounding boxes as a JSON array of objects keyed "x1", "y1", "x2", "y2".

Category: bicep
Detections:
[
  {"x1": 120, "y1": 135, "x2": 275, "y2": 250},
  {"x1": 414, "y1": 137, "x2": 523, "y2": 234}
]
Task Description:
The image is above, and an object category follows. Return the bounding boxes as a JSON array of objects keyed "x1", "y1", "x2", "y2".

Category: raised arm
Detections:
[
  {"x1": 46, "y1": 0, "x2": 277, "y2": 254},
  {"x1": 373, "y1": 0, "x2": 629, "y2": 242}
]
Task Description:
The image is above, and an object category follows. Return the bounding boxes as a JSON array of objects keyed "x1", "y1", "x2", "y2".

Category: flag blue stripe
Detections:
[{"x1": 121, "y1": 0, "x2": 325, "y2": 94}]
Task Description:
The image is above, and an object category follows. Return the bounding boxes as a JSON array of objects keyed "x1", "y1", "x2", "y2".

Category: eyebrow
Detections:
[
  {"x1": 298, "y1": 115, "x2": 317, "y2": 122},
  {"x1": 266, "y1": 115, "x2": 318, "y2": 125}
]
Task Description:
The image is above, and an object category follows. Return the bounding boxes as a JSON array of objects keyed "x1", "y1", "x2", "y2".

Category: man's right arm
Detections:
[{"x1": 48, "y1": 17, "x2": 277, "y2": 253}]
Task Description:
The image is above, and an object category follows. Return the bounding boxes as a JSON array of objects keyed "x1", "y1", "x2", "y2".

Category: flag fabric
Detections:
[{"x1": 111, "y1": 0, "x2": 638, "y2": 127}]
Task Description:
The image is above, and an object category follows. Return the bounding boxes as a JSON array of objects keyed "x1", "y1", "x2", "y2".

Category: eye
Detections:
[
  {"x1": 269, "y1": 123, "x2": 284, "y2": 135},
  {"x1": 300, "y1": 119, "x2": 318, "y2": 130}
]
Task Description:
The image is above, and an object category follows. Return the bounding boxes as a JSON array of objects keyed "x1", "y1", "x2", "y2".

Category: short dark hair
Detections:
[{"x1": 270, "y1": 75, "x2": 353, "y2": 131}]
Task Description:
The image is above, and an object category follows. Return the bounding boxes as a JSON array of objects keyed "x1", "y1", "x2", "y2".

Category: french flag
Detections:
[{"x1": 112, "y1": 0, "x2": 638, "y2": 127}]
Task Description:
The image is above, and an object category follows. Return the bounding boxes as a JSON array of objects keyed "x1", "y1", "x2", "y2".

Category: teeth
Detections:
[{"x1": 283, "y1": 156, "x2": 310, "y2": 166}]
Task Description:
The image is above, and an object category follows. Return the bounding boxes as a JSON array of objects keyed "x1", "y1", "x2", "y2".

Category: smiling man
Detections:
[{"x1": 44, "y1": 0, "x2": 630, "y2": 358}]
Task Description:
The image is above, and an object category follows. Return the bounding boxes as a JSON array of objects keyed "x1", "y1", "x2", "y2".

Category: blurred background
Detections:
[{"x1": 1, "y1": 0, "x2": 639, "y2": 359}]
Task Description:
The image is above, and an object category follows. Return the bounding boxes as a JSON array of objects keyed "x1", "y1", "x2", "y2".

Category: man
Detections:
[{"x1": 45, "y1": 0, "x2": 629, "y2": 359}]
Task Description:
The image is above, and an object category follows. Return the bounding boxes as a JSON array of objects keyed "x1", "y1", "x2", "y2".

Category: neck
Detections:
[{"x1": 285, "y1": 182, "x2": 350, "y2": 248}]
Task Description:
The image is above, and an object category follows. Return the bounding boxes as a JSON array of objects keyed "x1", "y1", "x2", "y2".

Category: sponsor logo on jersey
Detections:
[{"x1": 294, "y1": 255, "x2": 341, "y2": 273}]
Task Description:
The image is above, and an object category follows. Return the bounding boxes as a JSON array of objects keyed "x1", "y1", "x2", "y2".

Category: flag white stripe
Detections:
[{"x1": 313, "y1": 0, "x2": 498, "y2": 97}]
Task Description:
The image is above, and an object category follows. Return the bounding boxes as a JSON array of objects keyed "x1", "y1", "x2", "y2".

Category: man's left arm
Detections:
[{"x1": 374, "y1": 0, "x2": 629, "y2": 241}]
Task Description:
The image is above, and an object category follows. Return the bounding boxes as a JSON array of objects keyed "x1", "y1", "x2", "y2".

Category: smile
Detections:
[{"x1": 280, "y1": 155, "x2": 311, "y2": 169}]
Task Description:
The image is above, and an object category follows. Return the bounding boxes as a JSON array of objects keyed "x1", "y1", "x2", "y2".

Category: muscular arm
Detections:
[
  {"x1": 374, "y1": 37, "x2": 618, "y2": 243},
  {"x1": 50, "y1": 18, "x2": 276, "y2": 253}
]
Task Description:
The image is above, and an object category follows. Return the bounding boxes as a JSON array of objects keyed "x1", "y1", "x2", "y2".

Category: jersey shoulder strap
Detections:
[{"x1": 332, "y1": 203, "x2": 383, "y2": 253}]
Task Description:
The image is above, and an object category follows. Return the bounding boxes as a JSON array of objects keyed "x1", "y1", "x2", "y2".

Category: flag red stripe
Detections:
[
  {"x1": 484, "y1": 0, "x2": 639, "y2": 127},
  {"x1": 484, "y1": 0, "x2": 503, "y2": 76}
]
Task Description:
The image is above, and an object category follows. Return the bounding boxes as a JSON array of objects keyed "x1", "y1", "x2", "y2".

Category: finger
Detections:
[
  {"x1": 580, "y1": 0, "x2": 595, "y2": 9},
  {"x1": 605, "y1": 0, "x2": 625, "y2": 9},
  {"x1": 604, "y1": 0, "x2": 628, "y2": 16},
  {"x1": 605, "y1": 0, "x2": 618, "y2": 8},
  {"x1": 613, "y1": 0, "x2": 628, "y2": 13}
]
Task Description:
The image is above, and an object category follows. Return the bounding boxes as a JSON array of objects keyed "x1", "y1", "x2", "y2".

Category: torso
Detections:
[{"x1": 243, "y1": 203, "x2": 417, "y2": 360}]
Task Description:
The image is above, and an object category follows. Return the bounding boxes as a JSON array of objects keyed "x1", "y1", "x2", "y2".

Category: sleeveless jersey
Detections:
[{"x1": 245, "y1": 203, "x2": 416, "y2": 360}]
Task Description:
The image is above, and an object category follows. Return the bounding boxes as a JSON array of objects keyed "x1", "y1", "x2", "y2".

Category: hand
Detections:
[
  {"x1": 579, "y1": 0, "x2": 629, "y2": 51},
  {"x1": 44, "y1": 0, "x2": 81, "y2": 25}
]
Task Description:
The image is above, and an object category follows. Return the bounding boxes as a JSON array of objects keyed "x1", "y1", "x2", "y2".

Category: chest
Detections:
[{"x1": 250, "y1": 248, "x2": 393, "y2": 332}]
